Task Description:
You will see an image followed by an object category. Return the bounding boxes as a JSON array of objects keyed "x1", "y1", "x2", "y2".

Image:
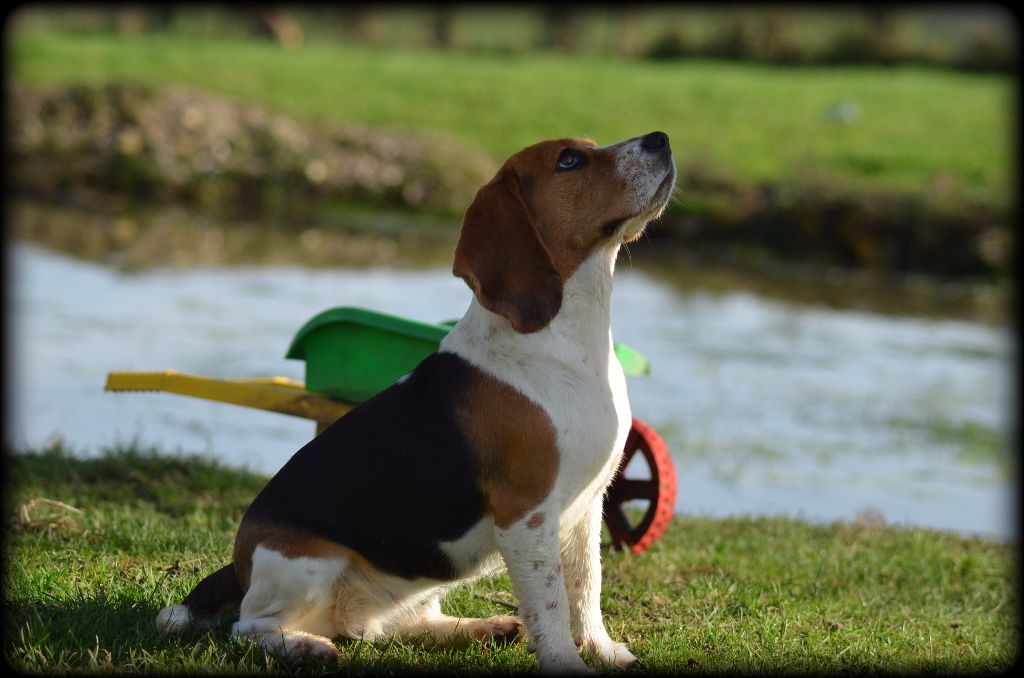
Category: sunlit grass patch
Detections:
[
  {"x1": 9, "y1": 29, "x2": 1012, "y2": 209},
  {"x1": 3, "y1": 445, "x2": 1016, "y2": 673}
]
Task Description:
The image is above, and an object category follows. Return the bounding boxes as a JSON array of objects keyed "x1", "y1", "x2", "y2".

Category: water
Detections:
[{"x1": 6, "y1": 242, "x2": 1015, "y2": 539}]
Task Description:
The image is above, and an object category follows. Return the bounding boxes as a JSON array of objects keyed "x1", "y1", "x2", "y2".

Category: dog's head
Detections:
[{"x1": 453, "y1": 132, "x2": 676, "y2": 333}]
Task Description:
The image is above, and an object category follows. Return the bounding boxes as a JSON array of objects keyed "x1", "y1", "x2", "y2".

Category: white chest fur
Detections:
[{"x1": 441, "y1": 245, "x2": 632, "y2": 530}]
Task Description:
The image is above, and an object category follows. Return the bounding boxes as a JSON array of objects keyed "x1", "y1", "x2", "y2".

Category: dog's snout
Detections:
[{"x1": 640, "y1": 131, "x2": 670, "y2": 152}]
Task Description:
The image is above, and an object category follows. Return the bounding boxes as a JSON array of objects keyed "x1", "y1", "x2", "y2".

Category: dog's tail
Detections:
[{"x1": 155, "y1": 562, "x2": 243, "y2": 634}]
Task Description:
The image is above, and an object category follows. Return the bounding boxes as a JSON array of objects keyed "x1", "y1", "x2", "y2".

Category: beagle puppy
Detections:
[{"x1": 156, "y1": 131, "x2": 676, "y2": 673}]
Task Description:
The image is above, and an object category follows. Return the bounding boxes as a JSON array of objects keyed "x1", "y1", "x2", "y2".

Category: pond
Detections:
[{"x1": 6, "y1": 242, "x2": 1015, "y2": 540}]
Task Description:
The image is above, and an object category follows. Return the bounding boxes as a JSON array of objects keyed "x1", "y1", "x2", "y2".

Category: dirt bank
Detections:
[
  {"x1": 8, "y1": 81, "x2": 1011, "y2": 280},
  {"x1": 8, "y1": 81, "x2": 496, "y2": 221}
]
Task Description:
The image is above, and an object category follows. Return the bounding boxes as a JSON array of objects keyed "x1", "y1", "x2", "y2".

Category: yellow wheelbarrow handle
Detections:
[{"x1": 104, "y1": 370, "x2": 352, "y2": 429}]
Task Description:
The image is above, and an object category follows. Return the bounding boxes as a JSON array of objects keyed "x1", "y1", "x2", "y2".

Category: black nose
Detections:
[{"x1": 640, "y1": 131, "x2": 670, "y2": 151}]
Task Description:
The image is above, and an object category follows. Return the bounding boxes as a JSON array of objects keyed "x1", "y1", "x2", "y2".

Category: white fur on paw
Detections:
[
  {"x1": 155, "y1": 605, "x2": 192, "y2": 635},
  {"x1": 585, "y1": 638, "x2": 637, "y2": 668},
  {"x1": 539, "y1": 653, "x2": 593, "y2": 675}
]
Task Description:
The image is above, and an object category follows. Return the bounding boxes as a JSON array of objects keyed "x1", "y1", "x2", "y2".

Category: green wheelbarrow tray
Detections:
[
  {"x1": 106, "y1": 306, "x2": 675, "y2": 554},
  {"x1": 286, "y1": 306, "x2": 650, "y2": 403}
]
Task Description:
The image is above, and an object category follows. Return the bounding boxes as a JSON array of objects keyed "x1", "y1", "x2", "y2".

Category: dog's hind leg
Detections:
[
  {"x1": 231, "y1": 546, "x2": 346, "y2": 660},
  {"x1": 399, "y1": 594, "x2": 523, "y2": 645},
  {"x1": 231, "y1": 616, "x2": 340, "y2": 660}
]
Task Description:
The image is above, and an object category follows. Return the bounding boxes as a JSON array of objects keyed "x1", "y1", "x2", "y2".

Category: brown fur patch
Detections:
[
  {"x1": 526, "y1": 512, "x2": 546, "y2": 529},
  {"x1": 512, "y1": 139, "x2": 635, "y2": 279},
  {"x1": 453, "y1": 137, "x2": 634, "y2": 333},
  {"x1": 453, "y1": 168, "x2": 563, "y2": 334},
  {"x1": 456, "y1": 366, "x2": 559, "y2": 529}
]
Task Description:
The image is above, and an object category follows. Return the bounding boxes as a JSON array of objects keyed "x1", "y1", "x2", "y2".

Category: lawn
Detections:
[
  {"x1": 8, "y1": 28, "x2": 1012, "y2": 209},
  {"x1": 3, "y1": 445, "x2": 1017, "y2": 673}
]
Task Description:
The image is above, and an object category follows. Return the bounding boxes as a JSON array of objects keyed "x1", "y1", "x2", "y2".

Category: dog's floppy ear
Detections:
[{"x1": 453, "y1": 168, "x2": 563, "y2": 333}]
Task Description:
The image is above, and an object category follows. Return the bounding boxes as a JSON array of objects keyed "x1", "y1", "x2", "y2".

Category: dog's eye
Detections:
[{"x1": 556, "y1": 149, "x2": 586, "y2": 172}]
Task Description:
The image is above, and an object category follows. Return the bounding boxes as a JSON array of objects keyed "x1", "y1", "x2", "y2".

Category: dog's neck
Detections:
[
  {"x1": 548, "y1": 243, "x2": 618, "y2": 357},
  {"x1": 444, "y1": 244, "x2": 620, "y2": 379}
]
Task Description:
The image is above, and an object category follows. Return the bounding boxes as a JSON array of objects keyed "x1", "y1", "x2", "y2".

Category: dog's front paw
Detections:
[
  {"x1": 539, "y1": 651, "x2": 593, "y2": 675},
  {"x1": 583, "y1": 637, "x2": 636, "y2": 669}
]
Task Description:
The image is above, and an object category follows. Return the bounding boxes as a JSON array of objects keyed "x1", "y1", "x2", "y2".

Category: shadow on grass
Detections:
[
  {"x1": 5, "y1": 444, "x2": 268, "y2": 518},
  {"x1": 4, "y1": 594, "x2": 526, "y2": 673},
  {"x1": 5, "y1": 594, "x2": 320, "y2": 672},
  {"x1": 4, "y1": 593, "x2": 206, "y2": 666}
]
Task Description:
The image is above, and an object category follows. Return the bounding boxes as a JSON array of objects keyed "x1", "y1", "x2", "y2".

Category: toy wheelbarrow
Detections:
[{"x1": 105, "y1": 307, "x2": 677, "y2": 554}]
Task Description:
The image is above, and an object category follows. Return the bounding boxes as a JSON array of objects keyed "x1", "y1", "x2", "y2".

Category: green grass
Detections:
[
  {"x1": 8, "y1": 28, "x2": 1013, "y2": 208},
  {"x1": 4, "y1": 445, "x2": 1018, "y2": 673}
]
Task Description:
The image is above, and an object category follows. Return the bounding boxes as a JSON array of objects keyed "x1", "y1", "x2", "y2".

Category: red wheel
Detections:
[{"x1": 603, "y1": 417, "x2": 677, "y2": 554}]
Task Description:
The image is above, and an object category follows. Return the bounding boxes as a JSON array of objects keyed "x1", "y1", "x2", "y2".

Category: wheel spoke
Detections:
[{"x1": 607, "y1": 478, "x2": 659, "y2": 502}]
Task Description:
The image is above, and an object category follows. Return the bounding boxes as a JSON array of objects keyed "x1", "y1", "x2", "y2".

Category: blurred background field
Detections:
[
  {"x1": 13, "y1": 4, "x2": 1016, "y2": 69},
  {"x1": 4, "y1": 4, "x2": 1017, "y2": 535}
]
